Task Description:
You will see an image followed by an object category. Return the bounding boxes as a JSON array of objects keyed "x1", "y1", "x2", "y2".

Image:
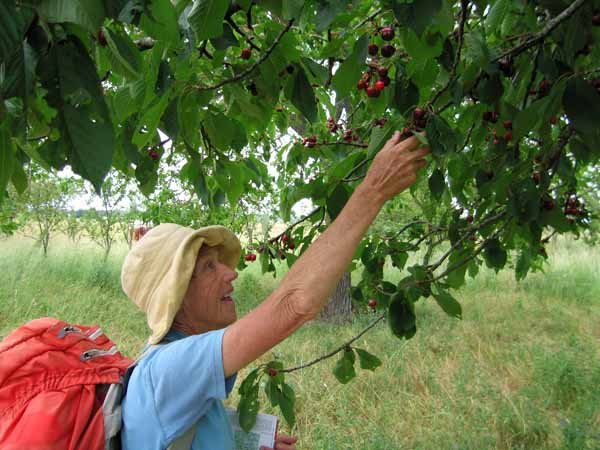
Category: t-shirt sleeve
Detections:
[{"x1": 141, "y1": 328, "x2": 237, "y2": 443}]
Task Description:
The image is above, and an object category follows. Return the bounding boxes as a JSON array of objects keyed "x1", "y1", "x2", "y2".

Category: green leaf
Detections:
[
  {"x1": 333, "y1": 348, "x2": 356, "y2": 384},
  {"x1": 432, "y1": 287, "x2": 462, "y2": 319},
  {"x1": 390, "y1": 0, "x2": 443, "y2": 36},
  {"x1": 139, "y1": 0, "x2": 180, "y2": 46},
  {"x1": 188, "y1": 0, "x2": 229, "y2": 41},
  {"x1": 483, "y1": 238, "x2": 507, "y2": 271},
  {"x1": 38, "y1": 38, "x2": 115, "y2": 193},
  {"x1": 0, "y1": 122, "x2": 15, "y2": 196},
  {"x1": 282, "y1": 0, "x2": 304, "y2": 19},
  {"x1": 132, "y1": 92, "x2": 171, "y2": 148},
  {"x1": 265, "y1": 379, "x2": 280, "y2": 407},
  {"x1": 515, "y1": 249, "x2": 531, "y2": 281},
  {"x1": 290, "y1": 66, "x2": 317, "y2": 123},
  {"x1": 425, "y1": 115, "x2": 457, "y2": 155},
  {"x1": 513, "y1": 98, "x2": 547, "y2": 141},
  {"x1": 393, "y1": 77, "x2": 420, "y2": 115},
  {"x1": 388, "y1": 291, "x2": 417, "y2": 340},
  {"x1": 428, "y1": 168, "x2": 445, "y2": 200},
  {"x1": 355, "y1": 348, "x2": 382, "y2": 371},
  {"x1": 326, "y1": 184, "x2": 349, "y2": 220},
  {"x1": 332, "y1": 34, "x2": 367, "y2": 99},
  {"x1": 476, "y1": 74, "x2": 503, "y2": 104},
  {"x1": 278, "y1": 383, "x2": 296, "y2": 428},
  {"x1": 238, "y1": 384, "x2": 260, "y2": 432},
  {"x1": 563, "y1": 76, "x2": 600, "y2": 135},
  {"x1": 486, "y1": 0, "x2": 510, "y2": 34},
  {"x1": 36, "y1": 0, "x2": 106, "y2": 33},
  {"x1": 0, "y1": 1, "x2": 34, "y2": 66},
  {"x1": 104, "y1": 27, "x2": 143, "y2": 80}
]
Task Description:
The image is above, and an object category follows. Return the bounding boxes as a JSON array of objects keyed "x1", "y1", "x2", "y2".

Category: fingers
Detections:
[
  {"x1": 405, "y1": 146, "x2": 430, "y2": 161},
  {"x1": 275, "y1": 434, "x2": 298, "y2": 449}
]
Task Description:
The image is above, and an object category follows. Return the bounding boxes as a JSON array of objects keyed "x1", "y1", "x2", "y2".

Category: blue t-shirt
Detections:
[{"x1": 121, "y1": 328, "x2": 238, "y2": 450}]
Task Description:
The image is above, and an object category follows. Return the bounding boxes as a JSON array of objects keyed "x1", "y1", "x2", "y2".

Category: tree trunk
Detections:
[{"x1": 316, "y1": 271, "x2": 353, "y2": 324}]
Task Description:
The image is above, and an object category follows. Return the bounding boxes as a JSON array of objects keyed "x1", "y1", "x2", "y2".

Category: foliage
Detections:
[{"x1": 2, "y1": 0, "x2": 600, "y2": 431}]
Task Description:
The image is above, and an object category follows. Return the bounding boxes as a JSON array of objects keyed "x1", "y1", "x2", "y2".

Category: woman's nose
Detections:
[{"x1": 224, "y1": 266, "x2": 238, "y2": 282}]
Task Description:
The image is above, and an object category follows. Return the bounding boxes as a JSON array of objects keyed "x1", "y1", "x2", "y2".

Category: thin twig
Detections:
[
  {"x1": 428, "y1": 210, "x2": 507, "y2": 272},
  {"x1": 281, "y1": 314, "x2": 386, "y2": 373},
  {"x1": 353, "y1": 8, "x2": 383, "y2": 31},
  {"x1": 430, "y1": 0, "x2": 470, "y2": 108},
  {"x1": 226, "y1": 17, "x2": 261, "y2": 51},
  {"x1": 269, "y1": 206, "x2": 322, "y2": 244},
  {"x1": 195, "y1": 19, "x2": 294, "y2": 92}
]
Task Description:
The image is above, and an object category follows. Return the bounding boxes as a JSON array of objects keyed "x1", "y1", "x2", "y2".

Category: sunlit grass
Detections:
[{"x1": 0, "y1": 233, "x2": 598, "y2": 449}]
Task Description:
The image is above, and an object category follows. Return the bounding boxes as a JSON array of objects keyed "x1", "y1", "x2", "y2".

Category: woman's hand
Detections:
[
  {"x1": 362, "y1": 131, "x2": 430, "y2": 203},
  {"x1": 260, "y1": 433, "x2": 298, "y2": 450}
]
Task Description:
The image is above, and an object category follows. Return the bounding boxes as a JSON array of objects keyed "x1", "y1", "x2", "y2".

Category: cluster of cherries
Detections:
[
  {"x1": 244, "y1": 252, "x2": 256, "y2": 262},
  {"x1": 482, "y1": 111, "x2": 513, "y2": 144},
  {"x1": 368, "y1": 26, "x2": 396, "y2": 58},
  {"x1": 357, "y1": 66, "x2": 391, "y2": 98},
  {"x1": 564, "y1": 195, "x2": 585, "y2": 217}
]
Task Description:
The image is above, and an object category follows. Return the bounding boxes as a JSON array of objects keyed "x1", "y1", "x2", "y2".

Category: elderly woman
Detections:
[{"x1": 119, "y1": 131, "x2": 429, "y2": 450}]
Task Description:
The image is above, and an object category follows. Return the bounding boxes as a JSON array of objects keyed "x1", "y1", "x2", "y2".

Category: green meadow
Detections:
[{"x1": 1, "y1": 235, "x2": 599, "y2": 450}]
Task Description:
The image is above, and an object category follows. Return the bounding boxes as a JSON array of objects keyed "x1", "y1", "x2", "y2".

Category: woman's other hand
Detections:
[{"x1": 260, "y1": 433, "x2": 298, "y2": 450}]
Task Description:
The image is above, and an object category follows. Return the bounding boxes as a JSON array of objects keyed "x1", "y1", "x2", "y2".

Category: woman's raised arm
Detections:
[{"x1": 222, "y1": 132, "x2": 429, "y2": 377}]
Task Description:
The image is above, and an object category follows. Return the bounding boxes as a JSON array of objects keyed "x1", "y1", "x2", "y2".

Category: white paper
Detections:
[{"x1": 225, "y1": 407, "x2": 278, "y2": 450}]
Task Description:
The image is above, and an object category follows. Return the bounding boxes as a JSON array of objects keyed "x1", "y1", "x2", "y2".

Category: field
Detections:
[{"x1": 1, "y1": 234, "x2": 599, "y2": 449}]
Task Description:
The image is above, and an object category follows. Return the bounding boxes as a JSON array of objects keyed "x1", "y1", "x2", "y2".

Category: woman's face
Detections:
[{"x1": 180, "y1": 245, "x2": 239, "y2": 332}]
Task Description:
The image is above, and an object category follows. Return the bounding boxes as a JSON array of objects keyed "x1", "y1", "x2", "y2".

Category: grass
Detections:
[{"x1": 0, "y1": 233, "x2": 599, "y2": 449}]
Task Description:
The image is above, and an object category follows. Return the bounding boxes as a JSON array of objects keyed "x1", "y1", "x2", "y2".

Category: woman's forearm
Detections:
[{"x1": 277, "y1": 182, "x2": 385, "y2": 317}]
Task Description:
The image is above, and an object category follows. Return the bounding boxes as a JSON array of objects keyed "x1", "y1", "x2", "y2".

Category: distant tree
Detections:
[
  {"x1": 81, "y1": 171, "x2": 130, "y2": 260},
  {"x1": 21, "y1": 169, "x2": 80, "y2": 256}
]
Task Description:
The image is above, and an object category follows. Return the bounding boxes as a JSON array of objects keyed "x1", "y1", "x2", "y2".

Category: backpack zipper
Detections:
[{"x1": 80, "y1": 346, "x2": 118, "y2": 361}]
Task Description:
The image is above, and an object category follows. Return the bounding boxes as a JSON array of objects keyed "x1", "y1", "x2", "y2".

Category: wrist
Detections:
[{"x1": 355, "y1": 181, "x2": 386, "y2": 210}]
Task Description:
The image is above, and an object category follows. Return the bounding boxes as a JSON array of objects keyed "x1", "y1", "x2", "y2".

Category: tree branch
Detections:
[
  {"x1": 268, "y1": 205, "x2": 322, "y2": 244},
  {"x1": 494, "y1": 0, "x2": 588, "y2": 62}
]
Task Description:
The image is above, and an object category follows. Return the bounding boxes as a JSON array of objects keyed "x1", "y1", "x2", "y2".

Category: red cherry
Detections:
[
  {"x1": 549, "y1": 116, "x2": 558, "y2": 125},
  {"x1": 357, "y1": 79, "x2": 367, "y2": 90},
  {"x1": 532, "y1": 172, "x2": 541, "y2": 185},
  {"x1": 148, "y1": 149, "x2": 159, "y2": 161},
  {"x1": 413, "y1": 107, "x2": 426, "y2": 119},
  {"x1": 377, "y1": 67, "x2": 388, "y2": 77},
  {"x1": 366, "y1": 86, "x2": 380, "y2": 97},
  {"x1": 466, "y1": 215, "x2": 474, "y2": 224},
  {"x1": 241, "y1": 48, "x2": 252, "y2": 60},
  {"x1": 267, "y1": 368, "x2": 278, "y2": 377},
  {"x1": 368, "y1": 44, "x2": 378, "y2": 56},
  {"x1": 380, "y1": 27, "x2": 395, "y2": 41},
  {"x1": 504, "y1": 131, "x2": 513, "y2": 141},
  {"x1": 493, "y1": 138, "x2": 500, "y2": 145},
  {"x1": 368, "y1": 299, "x2": 377, "y2": 308},
  {"x1": 97, "y1": 29, "x2": 107, "y2": 47},
  {"x1": 381, "y1": 44, "x2": 395, "y2": 58},
  {"x1": 374, "y1": 80, "x2": 385, "y2": 91},
  {"x1": 288, "y1": 242, "x2": 295, "y2": 250},
  {"x1": 282, "y1": 234, "x2": 289, "y2": 243},
  {"x1": 503, "y1": 120, "x2": 512, "y2": 129}
]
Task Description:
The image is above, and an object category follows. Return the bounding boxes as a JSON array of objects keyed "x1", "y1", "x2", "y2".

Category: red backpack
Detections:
[{"x1": 0, "y1": 317, "x2": 134, "y2": 450}]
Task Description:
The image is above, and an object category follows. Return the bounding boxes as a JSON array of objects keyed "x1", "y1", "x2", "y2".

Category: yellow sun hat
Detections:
[{"x1": 121, "y1": 223, "x2": 242, "y2": 344}]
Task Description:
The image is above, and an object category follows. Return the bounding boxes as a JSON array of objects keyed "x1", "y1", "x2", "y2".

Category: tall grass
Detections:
[{"x1": 0, "y1": 234, "x2": 598, "y2": 449}]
